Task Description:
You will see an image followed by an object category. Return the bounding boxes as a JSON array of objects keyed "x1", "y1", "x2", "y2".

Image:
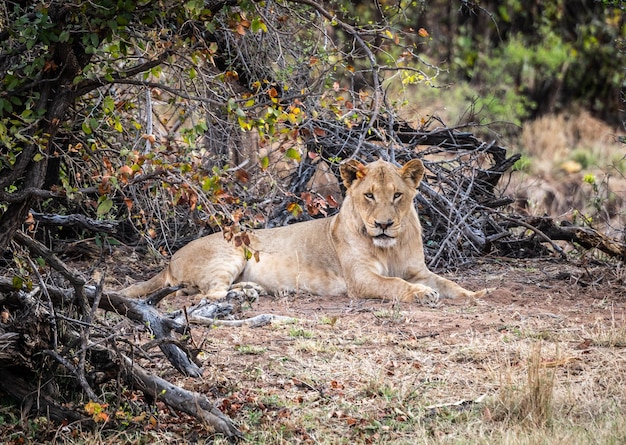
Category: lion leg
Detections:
[
  {"x1": 192, "y1": 256, "x2": 249, "y2": 301},
  {"x1": 348, "y1": 274, "x2": 441, "y2": 307},
  {"x1": 121, "y1": 269, "x2": 169, "y2": 298}
]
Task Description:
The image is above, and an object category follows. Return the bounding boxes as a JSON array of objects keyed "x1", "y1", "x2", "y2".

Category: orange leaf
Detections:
[
  {"x1": 226, "y1": 70, "x2": 239, "y2": 80},
  {"x1": 418, "y1": 27, "x2": 429, "y2": 37},
  {"x1": 119, "y1": 165, "x2": 133, "y2": 176},
  {"x1": 241, "y1": 232, "x2": 250, "y2": 246},
  {"x1": 43, "y1": 60, "x2": 58, "y2": 73},
  {"x1": 235, "y1": 169, "x2": 249, "y2": 183},
  {"x1": 326, "y1": 195, "x2": 338, "y2": 208},
  {"x1": 141, "y1": 134, "x2": 156, "y2": 143},
  {"x1": 345, "y1": 417, "x2": 358, "y2": 426}
]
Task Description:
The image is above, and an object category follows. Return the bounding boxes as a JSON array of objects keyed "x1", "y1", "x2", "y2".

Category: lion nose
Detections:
[{"x1": 375, "y1": 220, "x2": 393, "y2": 230}]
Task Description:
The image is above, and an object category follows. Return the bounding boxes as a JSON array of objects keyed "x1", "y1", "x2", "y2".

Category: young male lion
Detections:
[{"x1": 121, "y1": 159, "x2": 488, "y2": 305}]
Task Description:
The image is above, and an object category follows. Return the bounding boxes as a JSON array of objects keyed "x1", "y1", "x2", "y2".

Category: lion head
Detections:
[{"x1": 339, "y1": 159, "x2": 425, "y2": 248}]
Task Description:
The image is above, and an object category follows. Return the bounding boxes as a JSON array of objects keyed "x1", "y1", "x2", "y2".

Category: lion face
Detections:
[{"x1": 339, "y1": 159, "x2": 425, "y2": 248}]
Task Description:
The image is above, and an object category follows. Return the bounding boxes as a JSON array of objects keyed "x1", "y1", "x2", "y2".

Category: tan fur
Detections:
[{"x1": 121, "y1": 159, "x2": 488, "y2": 304}]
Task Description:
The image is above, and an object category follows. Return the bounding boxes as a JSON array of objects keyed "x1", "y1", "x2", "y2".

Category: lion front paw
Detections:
[
  {"x1": 400, "y1": 285, "x2": 440, "y2": 306},
  {"x1": 419, "y1": 287, "x2": 440, "y2": 307}
]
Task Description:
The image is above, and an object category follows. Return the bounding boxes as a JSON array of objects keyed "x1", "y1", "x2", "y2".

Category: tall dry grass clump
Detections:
[{"x1": 493, "y1": 343, "x2": 556, "y2": 428}]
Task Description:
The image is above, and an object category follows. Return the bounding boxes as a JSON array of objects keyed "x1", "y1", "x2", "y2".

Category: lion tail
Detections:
[{"x1": 120, "y1": 268, "x2": 170, "y2": 298}]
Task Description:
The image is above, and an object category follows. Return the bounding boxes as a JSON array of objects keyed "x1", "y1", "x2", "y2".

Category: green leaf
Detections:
[
  {"x1": 237, "y1": 116, "x2": 252, "y2": 131},
  {"x1": 260, "y1": 155, "x2": 269, "y2": 170},
  {"x1": 97, "y1": 197, "x2": 114, "y2": 216},
  {"x1": 58, "y1": 30, "x2": 70, "y2": 42},
  {"x1": 251, "y1": 17, "x2": 267, "y2": 33},
  {"x1": 12, "y1": 275, "x2": 24, "y2": 290},
  {"x1": 285, "y1": 148, "x2": 301, "y2": 162},
  {"x1": 103, "y1": 96, "x2": 115, "y2": 114}
]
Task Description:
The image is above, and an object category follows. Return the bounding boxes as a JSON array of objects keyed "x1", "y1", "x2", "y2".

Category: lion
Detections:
[{"x1": 121, "y1": 159, "x2": 488, "y2": 305}]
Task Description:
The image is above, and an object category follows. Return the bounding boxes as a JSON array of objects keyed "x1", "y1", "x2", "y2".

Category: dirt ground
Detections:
[
  {"x1": 152, "y1": 257, "x2": 625, "y2": 348},
  {"x1": 104, "y1": 255, "x2": 625, "y2": 444},
  {"x1": 3, "y1": 253, "x2": 624, "y2": 444}
]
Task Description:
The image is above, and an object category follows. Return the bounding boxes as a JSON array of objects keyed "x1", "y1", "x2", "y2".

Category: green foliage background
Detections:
[{"x1": 0, "y1": 0, "x2": 623, "y2": 253}]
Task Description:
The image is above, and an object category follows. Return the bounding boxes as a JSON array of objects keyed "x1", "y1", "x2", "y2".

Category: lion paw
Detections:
[
  {"x1": 418, "y1": 287, "x2": 440, "y2": 307},
  {"x1": 226, "y1": 282, "x2": 267, "y2": 303}
]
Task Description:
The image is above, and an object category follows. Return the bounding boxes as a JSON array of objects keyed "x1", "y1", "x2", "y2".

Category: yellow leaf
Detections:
[{"x1": 286, "y1": 202, "x2": 302, "y2": 217}]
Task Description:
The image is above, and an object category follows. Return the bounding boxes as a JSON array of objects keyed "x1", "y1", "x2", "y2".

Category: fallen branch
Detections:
[
  {"x1": 168, "y1": 299, "x2": 297, "y2": 328},
  {"x1": 121, "y1": 354, "x2": 242, "y2": 440},
  {"x1": 86, "y1": 287, "x2": 203, "y2": 377},
  {"x1": 534, "y1": 218, "x2": 626, "y2": 260},
  {"x1": 500, "y1": 216, "x2": 626, "y2": 260},
  {"x1": 424, "y1": 393, "x2": 488, "y2": 416},
  {"x1": 190, "y1": 313, "x2": 298, "y2": 328},
  {"x1": 30, "y1": 210, "x2": 119, "y2": 234},
  {"x1": 15, "y1": 230, "x2": 202, "y2": 377}
]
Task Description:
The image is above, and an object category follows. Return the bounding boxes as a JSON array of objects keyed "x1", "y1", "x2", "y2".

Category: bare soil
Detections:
[
  {"x1": 106, "y1": 255, "x2": 626, "y2": 444},
  {"x1": 4, "y1": 254, "x2": 624, "y2": 444},
  {"x1": 156, "y1": 257, "x2": 625, "y2": 345}
]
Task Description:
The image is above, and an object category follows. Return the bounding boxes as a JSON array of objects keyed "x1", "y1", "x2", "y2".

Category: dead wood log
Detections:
[
  {"x1": 0, "y1": 319, "x2": 242, "y2": 438},
  {"x1": 30, "y1": 210, "x2": 119, "y2": 234},
  {"x1": 120, "y1": 354, "x2": 243, "y2": 440},
  {"x1": 0, "y1": 281, "x2": 243, "y2": 436},
  {"x1": 0, "y1": 367, "x2": 94, "y2": 427},
  {"x1": 188, "y1": 312, "x2": 297, "y2": 328},
  {"x1": 529, "y1": 217, "x2": 626, "y2": 260},
  {"x1": 62, "y1": 285, "x2": 203, "y2": 378},
  {"x1": 14, "y1": 231, "x2": 202, "y2": 377}
]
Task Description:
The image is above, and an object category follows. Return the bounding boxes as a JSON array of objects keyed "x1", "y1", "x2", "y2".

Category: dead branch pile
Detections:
[
  {"x1": 30, "y1": 116, "x2": 625, "y2": 266},
  {"x1": 0, "y1": 232, "x2": 243, "y2": 441},
  {"x1": 272, "y1": 118, "x2": 625, "y2": 266}
]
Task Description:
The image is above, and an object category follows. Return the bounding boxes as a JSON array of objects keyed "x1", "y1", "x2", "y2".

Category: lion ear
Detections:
[
  {"x1": 401, "y1": 159, "x2": 425, "y2": 188},
  {"x1": 340, "y1": 159, "x2": 366, "y2": 188}
]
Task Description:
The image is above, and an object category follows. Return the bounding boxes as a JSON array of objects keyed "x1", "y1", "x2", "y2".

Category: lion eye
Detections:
[
  {"x1": 364, "y1": 192, "x2": 374, "y2": 200},
  {"x1": 393, "y1": 192, "x2": 402, "y2": 200}
]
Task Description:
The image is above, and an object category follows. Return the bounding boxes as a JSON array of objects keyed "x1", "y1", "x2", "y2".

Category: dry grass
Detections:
[
  {"x1": 197, "y1": 295, "x2": 626, "y2": 445},
  {"x1": 2, "y1": 262, "x2": 625, "y2": 445},
  {"x1": 502, "y1": 110, "x2": 625, "y2": 235}
]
